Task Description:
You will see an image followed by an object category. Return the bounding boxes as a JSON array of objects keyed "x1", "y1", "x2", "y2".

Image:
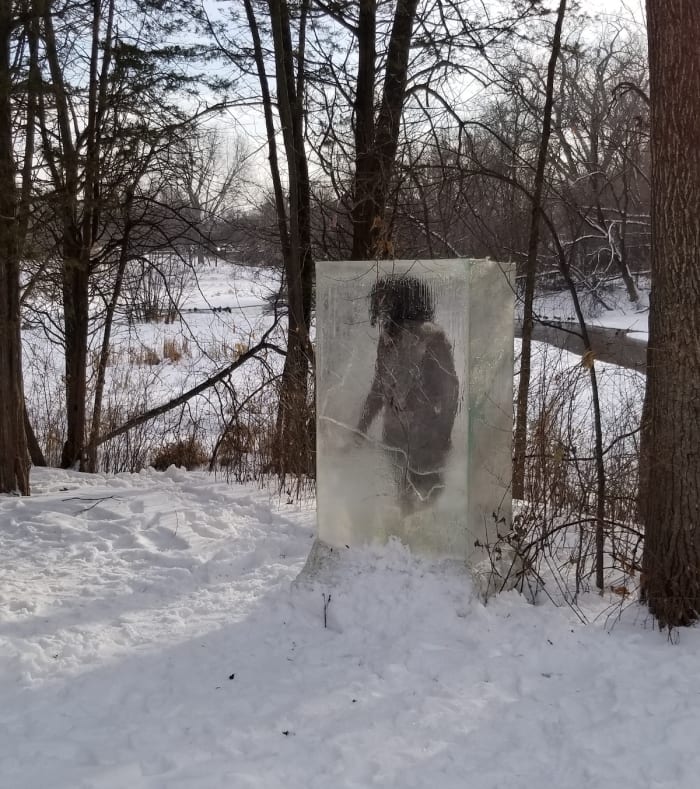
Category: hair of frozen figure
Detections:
[{"x1": 368, "y1": 275, "x2": 435, "y2": 329}]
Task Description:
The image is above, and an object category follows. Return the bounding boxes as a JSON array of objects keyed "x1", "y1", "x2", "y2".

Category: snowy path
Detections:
[{"x1": 1, "y1": 468, "x2": 699, "y2": 788}]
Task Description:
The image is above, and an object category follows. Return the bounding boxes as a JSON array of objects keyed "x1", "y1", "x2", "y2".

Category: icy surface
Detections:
[
  {"x1": 1, "y1": 467, "x2": 700, "y2": 788},
  {"x1": 316, "y1": 259, "x2": 512, "y2": 562}
]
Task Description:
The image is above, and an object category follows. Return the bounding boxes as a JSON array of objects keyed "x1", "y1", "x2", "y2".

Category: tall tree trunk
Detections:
[
  {"x1": 512, "y1": 0, "x2": 567, "y2": 500},
  {"x1": 0, "y1": 0, "x2": 30, "y2": 494},
  {"x1": 268, "y1": 0, "x2": 314, "y2": 478},
  {"x1": 640, "y1": 0, "x2": 700, "y2": 628},
  {"x1": 350, "y1": 0, "x2": 378, "y2": 260},
  {"x1": 60, "y1": 239, "x2": 90, "y2": 469},
  {"x1": 351, "y1": 0, "x2": 419, "y2": 260},
  {"x1": 38, "y1": 0, "x2": 88, "y2": 469},
  {"x1": 42, "y1": 0, "x2": 113, "y2": 470}
]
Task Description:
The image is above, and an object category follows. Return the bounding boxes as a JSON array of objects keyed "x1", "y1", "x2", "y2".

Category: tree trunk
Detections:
[
  {"x1": 60, "y1": 240, "x2": 90, "y2": 469},
  {"x1": 24, "y1": 403, "x2": 46, "y2": 467},
  {"x1": 350, "y1": 0, "x2": 378, "y2": 260},
  {"x1": 640, "y1": 0, "x2": 700, "y2": 628},
  {"x1": 0, "y1": 254, "x2": 28, "y2": 494},
  {"x1": 42, "y1": 0, "x2": 112, "y2": 471},
  {"x1": 268, "y1": 0, "x2": 314, "y2": 478},
  {"x1": 351, "y1": 0, "x2": 419, "y2": 260},
  {"x1": 512, "y1": 0, "x2": 567, "y2": 500},
  {"x1": 0, "y1": 1, "x2": 30, "y2": 494}
]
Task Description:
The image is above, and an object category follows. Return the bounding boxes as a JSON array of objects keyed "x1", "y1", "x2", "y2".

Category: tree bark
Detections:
[
  {"x1": 640, "y1": 0, "x2": 700, "y2": 628},
  {"x1": 267, "y1": 0, "x2": 315, "y2": 478},
  {"x1": 39, "y1": 0, "x2": 116, "y2": 470},
  {"x1": 351, "y1": 0, "x2": 419, "y2": 260},
  {"x1": 0, "y1": 0, "x2": 30, "y2": 494},
  {"x1": 350, "y1": 0, "x2": 377, "y2": 260},
  {"x1": 60, "y1": 242, "x2": 90, "y2": 469}
]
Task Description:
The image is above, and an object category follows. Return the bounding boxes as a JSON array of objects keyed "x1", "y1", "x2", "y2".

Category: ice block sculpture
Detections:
[{"x1": 313, "y1": 259, "x2": 514, "y2": 580}]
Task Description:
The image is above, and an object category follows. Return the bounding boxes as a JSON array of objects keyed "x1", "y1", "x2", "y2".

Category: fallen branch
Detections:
[{"x1": 96, "y1": 335, "x2": 284, "y2": 447}]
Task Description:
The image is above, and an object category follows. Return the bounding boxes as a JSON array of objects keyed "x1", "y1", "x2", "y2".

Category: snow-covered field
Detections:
[
  {"x1": 22, "y1": 261, "x2": 284, "y2": 470},
  {"x1": 2, "y1": 466, "x2": 700, "y2": 789}
]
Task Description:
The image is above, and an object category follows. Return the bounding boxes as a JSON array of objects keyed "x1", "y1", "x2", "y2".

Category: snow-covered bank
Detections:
[{"x1": 1, "y1": 467, "x2": 698, "y2": 789}]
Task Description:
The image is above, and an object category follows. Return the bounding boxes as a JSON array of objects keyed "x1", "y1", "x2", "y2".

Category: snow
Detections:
[
  {"x1": 22, "y1": 260, "x2": 284, "y2": 469},
  {"x1": 9, "y1": 264, "x2": 674, "y2": 785},
  {"x1": 2, "y1": 466, "x2": 700, "y2": 789},
  {"x1": 528, "y1": 283, "x2": 650, "y2": 339}
]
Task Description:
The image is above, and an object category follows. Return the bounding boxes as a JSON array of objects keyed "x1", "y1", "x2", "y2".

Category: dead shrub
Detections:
[
  {"x1": 208, "y1": 373, "x2": 315, "y2": 499},
  {"x1": 162, "y1": 336, "x2": 190, "y2": 363},
  {"x1": 98, "y1": 403, "x2": 152, "y2": 474},
  {"x1": 129, "y1": 345, "x2": 161, "y2": 366},
  {"x1": 151, "y1": 436, "x2": 208, "y2": 471},
  {"x1": 206, "y1": 339, "x2": 249, "y2": 363},
  {"x1": 211, "y1": 399, "x2": 277, "y2": 484},
  {"x1": 509, "y1": 344, "x2": 644, "y2": 615},
  {"x1": 217, "y1": 422, "x2": 255, "y2": 468}
]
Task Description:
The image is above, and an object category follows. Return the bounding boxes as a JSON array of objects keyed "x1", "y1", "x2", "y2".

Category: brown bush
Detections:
[
  {"x1": 217, "y1": 422, "x2": 255, "y2": 468},
  {"x1": 151, "y1": 437, "x2": 208, "y2": 471},
  {"x1": 129, "y1": 346, "x2": 161, "y2": 366},
  {"x1": 162, "y1": 337, "x2": 190, "y2": 363},
  {"x1": 205, "y1": 340, "x2": 248, "y2": 362}
]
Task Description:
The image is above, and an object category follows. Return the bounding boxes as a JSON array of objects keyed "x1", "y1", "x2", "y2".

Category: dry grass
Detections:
[
  {"x1": 129, "y1": 345, "x2": 161, "y2": 366},
  {"x1": 206, "y1": 340, "x2": 250, "y2": 363},
  {"x1": 162, "y1": 336, "x2": 190, "y2": 363}
]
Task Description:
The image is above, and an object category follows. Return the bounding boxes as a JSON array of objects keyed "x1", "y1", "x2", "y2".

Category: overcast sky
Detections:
[
  {"x1": 581, "y1": 0, "x2": 645, "y2": 24},
  {"x1": 219, "y1": 0, "x2": 648, "y2": 195}
]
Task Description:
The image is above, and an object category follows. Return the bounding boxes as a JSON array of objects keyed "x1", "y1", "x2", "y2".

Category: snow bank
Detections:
[{"x1": 1, "y1": 467, "x2": 699, "y2": 788}]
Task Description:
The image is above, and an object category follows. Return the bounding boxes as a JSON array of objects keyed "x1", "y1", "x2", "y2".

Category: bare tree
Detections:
[
  {"x1": 32, "y1": 0, "x2": 215, "y2": 469},
  {"x1": 165, "y1": 128, "x2": 248, "y2": 266},
  {"x1": 304, "y1": 0, "x2": 546, "y2": 262},
  {"x1": 551, "y1": 25, "x2": 649, "y2": 303},
  {"x1": 216, "y1": 0, "x2": 315, "y2": 478},
  {"x1": 513, "y1": 0, "x2": 568, "y2": 501}
]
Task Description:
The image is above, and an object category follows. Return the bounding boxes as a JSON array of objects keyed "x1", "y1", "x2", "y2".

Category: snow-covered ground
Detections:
[
  {"x1": 528, "y1": 283, "x2": 649, "y2": 339},
  {"x1": 2, "y1": 466, "x2": 699, "y2": 789},
  {"x1": 7, "y1": 263, "x2": 665, "y2": 785},
  {"x1": 22, "y1": 261, "x2": 284, "y2": 469}
]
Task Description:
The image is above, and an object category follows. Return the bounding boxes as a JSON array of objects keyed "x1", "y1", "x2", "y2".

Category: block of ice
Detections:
[{"x1": 313, "y1": 259, "x2": 513, "y2": 574}]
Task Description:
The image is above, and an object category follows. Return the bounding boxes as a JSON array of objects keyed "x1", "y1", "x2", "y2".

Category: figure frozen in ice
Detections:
[{"x1": 357, "y1": 274, "x2": 460, "y2": 513}]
